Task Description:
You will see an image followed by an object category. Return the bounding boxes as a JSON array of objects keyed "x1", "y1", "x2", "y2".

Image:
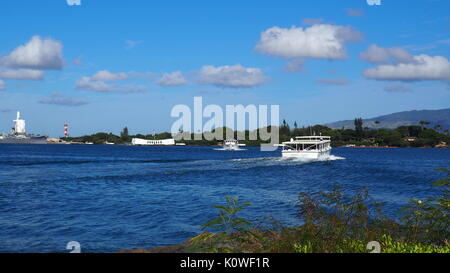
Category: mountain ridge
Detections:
[{"x1": 324, "y1": 108, "x2": 450, "y2": 130}]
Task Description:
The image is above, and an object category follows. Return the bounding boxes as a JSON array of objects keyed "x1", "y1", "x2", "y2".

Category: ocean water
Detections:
[{"x1": 0, "y1": 144, "x2": 448, "y2": 253}]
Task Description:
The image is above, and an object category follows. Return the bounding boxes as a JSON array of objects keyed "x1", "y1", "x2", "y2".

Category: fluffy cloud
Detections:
[
  {"x1": 0, "y1": 68, "x2": 44, "y2": 80},
  {"x1": 283, "y1": 59, "x2": 305, "y2": 73},
  {"x1": 255, "y1": 24, "x2": 362, "y2": 60},
  {"x1": 346, "y1": 8, "x2": 364, "y2": 17},
  {"x1": 315, "y1": 78, "x2": 349, "y2": 85},
  {"x1": 125, "y1": 40, "x2": 142, "y2": 50},
  {"x1": 2, "y1": 36, "x2": 64, "y2": 70},
  {"x1": 383, "y1": 85, "x2": 412, "y2": 93},
  {"x1": 38, "y1": 93, "x2": 88, "y2": 106},
  {"x1": 198, "y1": 64, "x2": 267, "y2": 88},
  {"x1": 157, "y1": 71, "x2": 187, "y2": 86},
  {"x1": 301, "y1": 18, "x2": 324, "y2": 25},
  {"x1": 73, "y1": 55, "x2": 83, "y2": 65},
  {"x1": 0, "y1": 107, "x2": 12, "y2": 112},
  {"x1": 360, "y1": 44, "x2": 414, "y2": 64},
  {"x1": 363, "y1": 54, "x2": 450, "y2": 82},
  {"x1": 75, "y1": 76, "x2": 146, "y2": 93},
  {"x1": 0, "y1": 80, "x2": 5, "y2": 91},
  {"x1": 91, "y1": 70, "x2": 129, "y2": 81},
  {"x1": 76, "y1": 70, "x2": 146, "y2": 93}
]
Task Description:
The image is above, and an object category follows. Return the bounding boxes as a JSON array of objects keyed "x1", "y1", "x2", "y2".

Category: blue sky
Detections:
[{"x1": 0, "y1": 0, "x2": 449, "y2": 136}]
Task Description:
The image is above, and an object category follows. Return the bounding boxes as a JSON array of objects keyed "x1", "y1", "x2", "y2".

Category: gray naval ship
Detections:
[{"x1": 0, "y1": 111, "x2": 47, "y2": 144}]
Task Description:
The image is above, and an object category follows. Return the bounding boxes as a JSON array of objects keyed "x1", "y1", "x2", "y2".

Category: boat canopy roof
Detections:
[
  {"x1": 295, "y1": 136, "x2": 331, "y2": 139},
  {"x1": 281, "y1": 136, "x2": 331, "y2": 145}
]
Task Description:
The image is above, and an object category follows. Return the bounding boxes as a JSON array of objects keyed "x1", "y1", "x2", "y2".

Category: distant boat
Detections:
[
  {"x1": 221, "y1": 139, "x2": 246, "y2": 151},
  {"x1": 0, "y1": 111, "x2": 47, "y2": 144},
  {"x1": 275, "y1": 136, "x2": 332, "y2": 159}
]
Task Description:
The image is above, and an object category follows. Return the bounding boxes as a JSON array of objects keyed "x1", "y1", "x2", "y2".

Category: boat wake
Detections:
[
  {"x1": 214, "y1": 148, "x2": 247, "y2": 151},
  {"x1": 273, "y1": 154, "x2": 345, "y2": 164},
  {"x1": 322, "y1": 155, "x2": 346, "y2": 161},
  {"x1": 230, "y1": 154, "x2": 345, "y2": 168}
]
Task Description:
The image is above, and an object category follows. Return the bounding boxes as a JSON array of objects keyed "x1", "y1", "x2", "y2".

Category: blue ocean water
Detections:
[{"x1": 0, "y1": 144, "x2": 448, "y2": 253}]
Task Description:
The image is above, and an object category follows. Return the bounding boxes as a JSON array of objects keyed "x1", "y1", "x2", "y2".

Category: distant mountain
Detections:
[{"x1": 325, "y1": 109, "x2": 450, "y2": 130}]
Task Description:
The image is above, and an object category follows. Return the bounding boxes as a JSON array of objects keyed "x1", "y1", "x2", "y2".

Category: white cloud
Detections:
[
  {"x1": 315, "y1": 78, "x2": 349, "y2": 85},
  {"x1": 157, "y1": 71, "x2": 187, "y2": 86},
  {"x1": 73, "y1": 55, "x2": 83, "y2": 65},
  {"x1": 91, "y1": 70, "x2": 129, "y2": 81},
  {"x1": 0, "y1": 68, "x2": 44, "y2": 80},
  {"x1": 39, "y1": 93, "x2": 88, "y2": 106},
  {"x1": 283, "y1": 59, "x2": 305, "y2": 73},
  {"x1": 0, "y1": 80, "x2": 5, "y2": 91},
  {"x1": 0, "y1": 107, "x2": 12, "y2": 112},
  {"x1": 360, "y1": 44, "x2": 414, "y2": 64},
  {"x1": 301, "y1": 18, "x2": 324, "y2": 25},
  {"x1": 198, "y1": 64, "x2": 267, "y2": 88},
  {"x1": 346, "y1": 8, "x2": 364, "y2": 17},
  {"x1": 363, "y1": 54, "x2": 450, "y2": 82},
  {"x1": 129, "y1": 71, "x2": 155, "y2": 80},
  {"x1": 75, "y1": 76, "x2": 146, "y2": 93},
  {"x1": 125, "y1": 40, "x2": 142, "y2": 50},
  {"x1": 383, "y1": 85, "x2": 412, "y2": 93},
  {"x1": 2, "y1": 36, "x2": 64, "y2": 70},
  {"x1": 255, "y1": 24, "x2": 362, "y2": 60}
]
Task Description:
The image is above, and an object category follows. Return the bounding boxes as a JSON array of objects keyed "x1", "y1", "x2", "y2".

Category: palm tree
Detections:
[
  {"x1": 374, "y1": 120, "x2": 381, "y2": 129},
  {"x1": 419, "y1": 120, "x2": 430, "y2": 131}
]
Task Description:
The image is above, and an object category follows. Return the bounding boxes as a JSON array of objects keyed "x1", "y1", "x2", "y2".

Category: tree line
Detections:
[{"x1": 65, "y1": 119, "x2": 450, "y2": 147}]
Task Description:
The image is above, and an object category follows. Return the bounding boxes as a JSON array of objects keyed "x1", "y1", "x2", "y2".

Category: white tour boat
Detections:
[{"x1": 276, "y1": 136, "x2": 332, "y2": 159}]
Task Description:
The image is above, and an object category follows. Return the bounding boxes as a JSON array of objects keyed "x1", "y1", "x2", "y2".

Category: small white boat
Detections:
[
  {"x1": 276, "y1": 136, "x2": 332, "y2": 159},
  {"x1": 222, "y1": 139, "x2": 246, "y2": 151}
]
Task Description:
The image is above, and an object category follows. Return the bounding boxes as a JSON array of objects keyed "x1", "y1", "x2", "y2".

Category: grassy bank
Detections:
[{"x1": 120, "y1": 165, "x2": 449, "y2": 253}]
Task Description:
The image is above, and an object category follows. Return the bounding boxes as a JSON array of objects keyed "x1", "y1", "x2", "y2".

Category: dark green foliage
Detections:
[
  {"x1": 201, "y1": 196, "x2": 253, "y2": 234},
  {"x1": 87, "y1": 109, "x2": 448, "y2": 147},
  {"x1": 354, "y1": 118, "x2": 363, "y2": 140},
  {"x1": 66, "y1": 131, "x2": 176, "y2": 145},
  {"x1": 120, "y1": 127, "x2": 129, "y2": 142},
  {"x1": 186, "y1": 168, "x2": 450, "y2": 253},
  {"x1": 399, "y1": 164, "x2": 450, "y2": 244},
  {"x1": 65, "y1": 117, "x2": 449, "y2": 147}
]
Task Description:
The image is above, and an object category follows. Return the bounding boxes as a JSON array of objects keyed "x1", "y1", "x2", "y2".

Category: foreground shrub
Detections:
[{"x1": 189, "y1": 165, "x2": 450, "y2": 253}]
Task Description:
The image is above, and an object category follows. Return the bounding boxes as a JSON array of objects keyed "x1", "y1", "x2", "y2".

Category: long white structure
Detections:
[
  {"x1": 276, "y1": 136, "x2": 332, "y2": 159},
  {"x1": 131, "y1": 138, "x2": 175, "y2": 146}
]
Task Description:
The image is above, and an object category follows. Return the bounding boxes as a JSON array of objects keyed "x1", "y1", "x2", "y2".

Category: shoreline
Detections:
[{"x1": 1, "y1": 142, "x2": 448, "y2": 149}]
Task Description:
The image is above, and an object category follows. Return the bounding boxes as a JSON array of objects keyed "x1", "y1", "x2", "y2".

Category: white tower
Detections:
[{"x1": 13, "y1": 111, "x2": 26, "y2": 135}]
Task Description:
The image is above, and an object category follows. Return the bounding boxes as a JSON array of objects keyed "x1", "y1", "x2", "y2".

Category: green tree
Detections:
[
  {"x1": 434, "y1": 124, "x2": 442, "y2": 132},
  {"x1": 354, "y1": 118, "x2": 363, "y2": 140},
  {"x1": 419, "y1": 121, "x2": 430, "y2": 131},
  {"x1": 120, "y1": 127, "x2": 129, "y2": 141},
  {"x1": 280, "y1": 119, "x2": 291, "y2": 137},
  {"x1": 202, "y1": 196, "x2": 253, "y2": 234}
]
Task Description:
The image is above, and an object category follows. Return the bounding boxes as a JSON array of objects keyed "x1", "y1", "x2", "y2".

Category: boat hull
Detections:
[
  {"x1": 282, "y1": 149, "x2": 331, "y2": 159},
  {"x1": 0, "y1": 136, "x2": 47, "y2": 144},
  {"x1": 223, "y1": 145, "x2": 240, "y2": 151}
]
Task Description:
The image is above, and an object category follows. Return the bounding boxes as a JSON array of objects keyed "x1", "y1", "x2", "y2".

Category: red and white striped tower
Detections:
[{"x1": 64, "y1": 123, "x2": 69, "y2": 138}]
